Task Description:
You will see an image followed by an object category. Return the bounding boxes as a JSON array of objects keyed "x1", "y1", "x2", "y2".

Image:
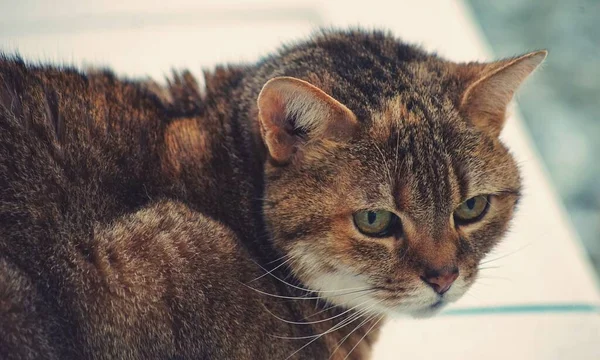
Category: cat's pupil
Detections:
[
  {"x1": 466, "y1": 198, "x2": 476, "y2": 210},
  {"x1": 367, "y1": 211, "x2": 377, "y2": 224}
]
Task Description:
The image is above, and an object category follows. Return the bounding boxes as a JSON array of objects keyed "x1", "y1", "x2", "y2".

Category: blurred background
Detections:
[{"x1": 466, "y1": 0, "x2": 600, "y2": 279}]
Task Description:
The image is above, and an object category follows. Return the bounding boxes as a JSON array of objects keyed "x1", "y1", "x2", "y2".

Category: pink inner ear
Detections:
[
  {"x1": 259, "y1": 93, "x2": 285, "y2": 131},
  {"x1": 258, "y1": 87, "x2": 298, "y2": 164},
  {"x1": 458, "y1": 51, "x2": 546, "y2": 137},
  {"x1": 265, "y1": 127, "x2": 297, "y2": 164},
  {"x1": 257, "y1": 76, "x2": 358, "y2": 164}
]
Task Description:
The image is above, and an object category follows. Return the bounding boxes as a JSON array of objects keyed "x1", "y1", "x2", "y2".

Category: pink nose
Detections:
[{"x1": 421, "y1": 267, "x2": 459, "y2": 295}]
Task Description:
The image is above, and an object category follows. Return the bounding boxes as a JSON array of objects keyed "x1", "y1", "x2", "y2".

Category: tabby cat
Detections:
[{"x1": 0, "y1": 29, "x2": 545, "y2": 359}]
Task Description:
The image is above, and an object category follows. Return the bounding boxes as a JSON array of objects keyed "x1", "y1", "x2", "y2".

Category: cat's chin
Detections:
[
  {"x1": 382, "y1": 299, "x2": 449, "y2": 319},
  {"x1": 406, "y1": 300, "x2": 448, "y2": 319}
]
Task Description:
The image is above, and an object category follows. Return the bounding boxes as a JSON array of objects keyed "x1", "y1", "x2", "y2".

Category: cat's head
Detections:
[{"x1": 256, "y1": 31, "x2": 545, "y2": 317}]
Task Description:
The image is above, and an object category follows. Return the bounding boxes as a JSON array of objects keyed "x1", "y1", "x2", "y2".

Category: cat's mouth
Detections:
[
  {"x1": 368, "y1": 286, "x2": 446, "y2": 310},
  {"x1": 289, "y1": 249, "x2": 472, "y2": 318},
  {"x1": 367, "y1": 278, "x2": 470, "y2": 318}
]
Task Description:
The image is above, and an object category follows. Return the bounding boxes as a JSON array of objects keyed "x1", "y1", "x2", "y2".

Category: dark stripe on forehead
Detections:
[
  {"x1": 317, "y1": 40, "x2": 416, "y2": 119},
  {"x1": 416, "y1": 103, "x2": 452, "y2": 198},
  {"x1": 440, "y1": 120, "x2": 478, "y2": 202},
  {"x1": 450, "y1": 158, "x2": 470, "y2": 202},
  {"x1": 424, "y1": 100, "x2": 454, "y2": 207}
]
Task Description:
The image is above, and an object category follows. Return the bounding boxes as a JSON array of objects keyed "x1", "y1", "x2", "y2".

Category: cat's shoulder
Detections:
[
  {"x1": 94, "y1": 200, "x2": 261, "y2": 286},
  {"x1": 0, "y1": 54, "x2": 168, "y2": 117}
]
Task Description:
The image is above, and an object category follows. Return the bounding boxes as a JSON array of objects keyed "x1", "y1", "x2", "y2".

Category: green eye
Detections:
[
  {"x1": 353, "y1": 210, "x2": 399, "y2": 237},
  {"x1": 454, "y1": 195, "x2": 490, "y2": 224}
]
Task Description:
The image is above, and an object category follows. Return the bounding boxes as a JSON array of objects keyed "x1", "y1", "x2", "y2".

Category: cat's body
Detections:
[
  {"x1": 0, "y1": 30, "x2": 545, "y2": 359},
  {"x1": 0, "y1": 34, "x2": 379, "y2": 360}
]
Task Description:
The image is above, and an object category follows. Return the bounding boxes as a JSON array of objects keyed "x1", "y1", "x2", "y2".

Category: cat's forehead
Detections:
[
  {"x1": 342, "y1": 93, "x2": 519, "y2": 217},
  {"x1": 367, "y1": 94, "x2": 466, "y2": 147},
  {"x1": 348, "y1": 95, "x2": 496, "y2": 214}
]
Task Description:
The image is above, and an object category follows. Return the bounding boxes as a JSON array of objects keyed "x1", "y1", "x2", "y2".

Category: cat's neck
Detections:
[
  {"x1": 160, "y1": 66, "x2": 275, "y2": 264},
  {"x1": 160, "y1": 69, "x2": 385, "y2": 357}
]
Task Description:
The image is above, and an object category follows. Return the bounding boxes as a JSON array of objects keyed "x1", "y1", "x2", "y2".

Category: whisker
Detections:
[
  {"x1": 238, "y1": 280, "x2": 374, "y2": 301},
  {"x1": 263, "y1": 298, "x2": 372, "y2": 326},
  {"x1": 281, "y1": 302, "x2": 383, "y2": 360},
  {"x1": 276, "y1": 305, "x2": 371, "y2": 341},
  {"x1": 477, "y1": 265, "x2": 500, "y2": 271},
  {"x1": 479, "y1": 243, "x2": 532, "y2": 265},
  {"x1": 248, "y1": 256, "x2": 295, "y2": 283},
  {"x1": 265, "y1": 253, "x2": 292, "y2": 265},
  {"x1": 329, "y1": 313, "x2": 377, "y2": 359},
  {"x1": 250, "y1": 258, "x2": 372, "y2": 295},
  {"x1": 463, "y1": 291, "x2": 482, "y2": 302},
  {"x1": 306, "y1": 302, "x2": 341, "y2": 319},
  {"x1": 343, "y1": 315, "x2": 385, "y2": 360},
  {"x1": 238, "y1": 281, "x2": 323, "y2": 300},
  {"x1": 306, "y1": 290, "x2": 376, "y2": 319},
  {"x1": 314, "y1": 288, "x2": 377, "y2": 299},
  {"x1": 283, "y1": 280, "x2": 372, "y2": 295}
]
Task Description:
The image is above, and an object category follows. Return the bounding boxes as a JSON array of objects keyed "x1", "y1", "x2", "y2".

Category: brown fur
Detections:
[{"x1": 0, "y1": 29, "x2": 544, "y2": 359}]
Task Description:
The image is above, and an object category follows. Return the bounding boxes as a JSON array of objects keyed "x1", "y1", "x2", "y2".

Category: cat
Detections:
[{"x1": 0, "y1": 29, "x2": 545, "y2": 359}]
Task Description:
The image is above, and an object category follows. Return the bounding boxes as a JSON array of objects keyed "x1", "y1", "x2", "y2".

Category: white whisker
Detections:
[
  {"x1": 248, "y1": 256, "x2": 295, "y2": 283},
  {"x1": 263, "y1": 298, "x2": 371, "y2": 326},
  {"x1": 282, "y1": 300, "x2": 383, "y2": 359},
  {"x1": 343, "y1": 315, "x2": 385, "y2": 360},
  {"x1": 250, "y1": 258, "x2": 372, "y2": 294},
  {"x1": 306, "y1": 302, "x2": 341, "y2": 319},
  {"x1": 477, "y1": 265, "x2": 500, "y2": 271},
  {"x1": 480, "y1": 243, "x2": 532, "y2": 265},
  {"x1": 238, "y1": 280, "x2": 375, "y2": 301},
  {"x1": 276, "y1": 306, "x2": 369, "y2": 341},
  {"x1": 328, "y1": 313, "x2": 377, "y2": 359}
]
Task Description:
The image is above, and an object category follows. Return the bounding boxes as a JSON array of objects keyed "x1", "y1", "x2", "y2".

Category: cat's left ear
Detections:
[
  {"x1": 456, "y1": 50, "x2": 547, "y2": 137},
  {"x1": 257, "y1": 76, "x2": 358, "y2": 164}
]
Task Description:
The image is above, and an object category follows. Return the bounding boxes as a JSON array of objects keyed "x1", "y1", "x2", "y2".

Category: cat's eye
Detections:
[
  {"x1": 353, "y1": 210, "x2": 400, "y2": 237},
  {"x1": 454, "y1": 195, "x2": 490, "y2": 225}
]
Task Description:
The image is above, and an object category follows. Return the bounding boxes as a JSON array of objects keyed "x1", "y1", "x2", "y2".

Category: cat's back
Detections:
[
  {"x1": 0, "y1": 58, "x2": 322, "y2": 360},
  {"x1": 0, "y1": 57, "x2": 179, "y2": 358},
  {"x1": 0, "y1": 56, "x2": 375, "y2": 360},
  {"x1": 0, "y1": 55, "x2": 172, "y2": 275}
]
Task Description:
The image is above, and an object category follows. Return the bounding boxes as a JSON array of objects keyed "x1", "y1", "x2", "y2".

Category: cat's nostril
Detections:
[{"x1": 421, "y1": 267, "x2": 459, "y2": 295}]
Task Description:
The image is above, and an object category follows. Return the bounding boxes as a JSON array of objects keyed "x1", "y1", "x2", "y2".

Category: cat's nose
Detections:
[{"x1": 421, "y1": 267, "x2": 459, "y2": 295}]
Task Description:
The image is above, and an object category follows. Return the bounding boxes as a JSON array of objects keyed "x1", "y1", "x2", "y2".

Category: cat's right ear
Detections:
[
  {"x1": 455, "y1": 50, "x2": 547, "y2": 137},
  {"x1": 257, "y1": 77, "x2": 358, "y2": 164}
]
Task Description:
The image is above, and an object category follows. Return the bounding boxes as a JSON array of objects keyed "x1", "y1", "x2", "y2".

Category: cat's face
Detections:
[
  {"x1": 261, "y1": 96, "x2": 520, "y2": 317},
  {"x1": 257, "y1": 49, "x2": 545, "y2": 317}
]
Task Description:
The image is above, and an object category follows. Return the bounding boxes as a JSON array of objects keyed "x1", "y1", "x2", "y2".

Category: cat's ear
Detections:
[
  {"x1": 457, "y1": 50, "x2": 547, "y2": 137},
  {"x1": 257, "y1": 76, "x2": 358, "y2": 164}
]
